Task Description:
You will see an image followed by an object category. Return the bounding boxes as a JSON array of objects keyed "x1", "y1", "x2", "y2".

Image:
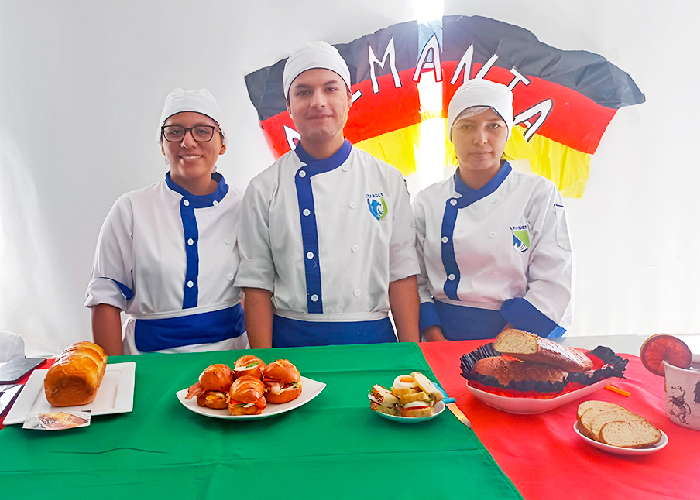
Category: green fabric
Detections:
[{"x1": 0, "y1": 343, "x2": 522, "y2": 499}]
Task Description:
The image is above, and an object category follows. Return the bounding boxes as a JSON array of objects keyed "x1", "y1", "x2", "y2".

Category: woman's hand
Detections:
[{"x1": 422, "y1": 325, "x2": 447, "y2": 342}]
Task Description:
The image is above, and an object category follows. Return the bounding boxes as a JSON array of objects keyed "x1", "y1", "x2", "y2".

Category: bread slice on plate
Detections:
[
  {"x1": 598, "y1": 420, "x2": 662, "y2": 448},
  {"x1": 576, "y1": 400, "x2": 662, "y2": 448}
]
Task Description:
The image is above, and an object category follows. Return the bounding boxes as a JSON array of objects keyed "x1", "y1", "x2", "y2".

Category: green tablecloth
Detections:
[{"x1": 0, "y1": 343, "x2": 522, "y2": 499}]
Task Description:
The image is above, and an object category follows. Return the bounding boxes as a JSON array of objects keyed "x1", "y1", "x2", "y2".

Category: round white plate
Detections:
[
  {"x1": 467, "y1": 378, "x2": 610, "y2": 414},
  {"x1": 373, "y1": 400, "x2": 445, "y2": 423},
  {"x1": 176, "y1": 376, "x2": 325, "y2": 420},
  {"x1": 573, "y1": 421, "x2": 668, "y2": 455}
]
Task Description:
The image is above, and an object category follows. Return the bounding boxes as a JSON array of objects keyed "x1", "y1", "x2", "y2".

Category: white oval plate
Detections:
[
  {"x1": 373, "y1": 400, "x2": 445, "y2": 423},
  {"x1": 176, "y1": 376, "x2": 325, "y2": 420},
  {"x1": 467, "y1": 378, "x2": 610, "y2": 414},
  {"x1": 573, "y1": 421, "x2": 668, "y2": 455}
]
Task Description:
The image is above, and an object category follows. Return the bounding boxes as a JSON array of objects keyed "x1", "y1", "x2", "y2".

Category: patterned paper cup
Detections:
[{"x1": 664, "y1": 360, "x2": 700, "y2": 431}]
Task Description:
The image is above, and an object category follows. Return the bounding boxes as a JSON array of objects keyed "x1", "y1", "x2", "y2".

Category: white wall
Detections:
[{"x1": 1, "y1": 1, "x2": 698, "y2": 355}]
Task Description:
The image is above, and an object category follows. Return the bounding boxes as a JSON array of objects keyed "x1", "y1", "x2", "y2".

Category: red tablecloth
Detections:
[{"x1": 420, "y1": 340, "x2": 700, "y2": 500}]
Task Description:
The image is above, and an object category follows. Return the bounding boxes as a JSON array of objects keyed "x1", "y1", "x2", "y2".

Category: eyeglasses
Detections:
[{"x1": 161, "y1": 125, "x2": 218, "y2": 142}]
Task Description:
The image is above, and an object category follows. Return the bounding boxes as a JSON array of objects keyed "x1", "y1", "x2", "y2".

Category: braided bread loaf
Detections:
[{"x1": 44, "y1": 341, "x2": 108, "y2": 407}]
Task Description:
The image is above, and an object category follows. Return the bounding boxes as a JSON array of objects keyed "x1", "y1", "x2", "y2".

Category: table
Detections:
[
  {"x1": 0, "y1": 343, "x2": 522, "y2": 500},
  {"x1": 422, "y1": 338, "x2": 700, "y2": 500}
]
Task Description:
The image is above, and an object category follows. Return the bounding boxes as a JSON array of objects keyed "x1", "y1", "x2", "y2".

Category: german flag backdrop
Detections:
[{"x1": 245, "y1": 15, "x2": 644, "y2": 198}]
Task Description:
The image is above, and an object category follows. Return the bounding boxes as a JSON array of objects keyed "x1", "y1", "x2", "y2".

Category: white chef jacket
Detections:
[
  {"x1": 235, "y1": 141, "x2": 419, "y2": 326},
  {"x1": 413, "y1": 162, "x2": 573, "y2": 339},
  {"x1": 85, "y1": 173, "x2": 248, "y2": 354}
]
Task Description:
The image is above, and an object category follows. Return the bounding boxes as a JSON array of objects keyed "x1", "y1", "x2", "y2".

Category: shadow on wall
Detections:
[{"x1": 0, "y1": 129, "x2": 79, "y2": 356}]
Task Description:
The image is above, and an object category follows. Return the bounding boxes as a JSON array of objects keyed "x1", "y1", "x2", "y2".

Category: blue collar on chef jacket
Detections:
[
  {"x1": 441, "y1": 162, "x2": 511, "y2": 300},
  {"x1": 165, "y1": 172, "x2": 228, "y2": 207},
  {"x1": 294, "y1": 140, "x2": 352, "y2": 314},
  {"x1": 165, "y1": 172, "x2": 228, "y2": 309}
]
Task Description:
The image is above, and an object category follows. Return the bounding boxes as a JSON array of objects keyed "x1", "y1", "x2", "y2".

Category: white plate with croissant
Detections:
[
  {"x1": 176, "y1": 376, "x2": 326, "y2": 420},
  {"x1": 4, "y1": 362, "x2": 136, "y2": 425}
]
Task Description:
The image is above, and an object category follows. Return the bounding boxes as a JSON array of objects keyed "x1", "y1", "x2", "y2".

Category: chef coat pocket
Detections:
[{"x1": 554, "y1": 204, "x2": 571, "y2": 251}]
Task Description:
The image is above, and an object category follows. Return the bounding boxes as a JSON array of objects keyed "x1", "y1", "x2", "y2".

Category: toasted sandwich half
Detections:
[{"x1": 369, "y1": 385, "x2": 400, "y2": 416}]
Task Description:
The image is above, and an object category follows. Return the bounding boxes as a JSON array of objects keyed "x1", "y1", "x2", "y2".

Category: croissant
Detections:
[
  {"x1": 228, "y1": 375, "x2": 267, "y2": 415},
  {"x1": 44, "y1": 341, "x2": 108, "y2": 407}
]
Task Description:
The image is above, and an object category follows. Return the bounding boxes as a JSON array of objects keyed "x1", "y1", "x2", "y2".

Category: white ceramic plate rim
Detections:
[
  {"x1": 176, "y1": 375, "x2": 325, "y2": 420},
  {"x1": 467, "y1": 378, "x2": 611, "y2": 414},
  {"x1": 573, "y1": 421, "x2": 668, "y2": 455},
  {"x1": 4, "y1": 362, "x2": 136, "y2": 425},
  {"x1": 373, "y1": 400, "x2": 445, "y2": 423}
]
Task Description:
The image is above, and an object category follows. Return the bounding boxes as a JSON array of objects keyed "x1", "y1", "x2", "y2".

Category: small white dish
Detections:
[
  {"x1": 373, "y1": 400, "x2": 445, "y2": 423},
  {"x1": 573, "y1": 421, "x2": 668, "y2": 455},
  {"x1": 4, "y1": 362, "x2": 136, "y2": 425},
  {"x1": 467, "y1": 378, "x2": 610, "y2": 414},
  {"x1": 176, "y1": 376, "x2": 325, "y2": 420}
]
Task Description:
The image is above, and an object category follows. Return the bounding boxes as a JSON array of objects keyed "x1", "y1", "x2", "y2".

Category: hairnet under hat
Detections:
[
  {"x1": 447, "y1": 79, "x2": 513, "y2": 140},
  {"x1": 158, "y1": 88, "x2": 227, "y2": 145},
  {"x1": 282, "y1": 41, "x2": 352, "y2": 99}
]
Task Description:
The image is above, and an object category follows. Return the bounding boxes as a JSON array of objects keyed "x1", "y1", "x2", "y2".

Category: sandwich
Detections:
[
  {"x1": 369, "y1": 372, "x2": 444, "y2": 418},
  {"x1": 186, "y1": 364, "x2": 235, "y2": 409},
  {"x1": 369, "y1": 385, "x2": 400, "y2": 416},
  {"x1": 234, "y1": 355, "x2": 266, "y2": 380},
  {"x1": 263, "y1": 359, "x2": 303, "y2": 404},
  {"x1": 228, "y1": 375, "x2": 267, "y2": 415}
]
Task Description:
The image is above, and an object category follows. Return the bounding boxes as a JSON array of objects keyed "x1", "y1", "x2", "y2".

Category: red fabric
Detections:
[
  {"x1": 259, "y1": 68, "x2": 421, "y2": 159},
  {"x1": 421, "y1": 340, "x2": 700, "y2": 500},
  {"x1": 442, "y1": 63, "x2": 617, "y2": 154}
]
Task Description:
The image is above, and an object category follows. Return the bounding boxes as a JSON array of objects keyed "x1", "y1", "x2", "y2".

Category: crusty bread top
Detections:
[
  {"x1": 494, "y1": 328, "x2": 593, "y2": 372},
  {"x1": 44, "y1": 341, "x2": 108, "y2": 407},
  {"x1": 472, "y1": 356, "x2": 566, "y2": 387}
]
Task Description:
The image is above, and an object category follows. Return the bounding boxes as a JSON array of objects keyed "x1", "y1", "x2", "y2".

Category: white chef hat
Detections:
[
  {"x1": 447, "y1": 79, "x2": 513, "y2": 140},
  {"x1": 158, "y1": 88, "x2": 227, "y2": 145},
  {"x1": 282, "y1": 41, "x2": 352, "y2": 99}
]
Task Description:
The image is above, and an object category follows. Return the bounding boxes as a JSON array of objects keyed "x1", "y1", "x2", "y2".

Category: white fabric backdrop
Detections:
[{"x1": 1, "y1": 1, "x2": 698, "y2": 356}]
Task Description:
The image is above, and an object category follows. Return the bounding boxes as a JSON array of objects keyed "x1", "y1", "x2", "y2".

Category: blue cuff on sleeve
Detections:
[
  {"x1": 419, "y1": 301, "x2": 441, "y2": 332},
  {"x1": 500, "y1": 297, "x2": 564, "y2": 338}
]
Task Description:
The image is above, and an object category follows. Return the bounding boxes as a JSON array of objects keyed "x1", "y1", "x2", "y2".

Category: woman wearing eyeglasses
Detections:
[
  {"x1": 413, "y1": 79, "x2": 573, "y2": 341},
  {"x1": 85, "y1": 88, "x2": 248, "y2": 355}
]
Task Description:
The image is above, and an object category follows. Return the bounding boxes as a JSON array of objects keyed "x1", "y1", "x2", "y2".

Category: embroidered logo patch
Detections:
[
  {"x1": 510, "y1": 225, "x2": 530, "y2": 253},
  {"x1": 366, "y1": 193, "x2": 387, "y2": 221}
]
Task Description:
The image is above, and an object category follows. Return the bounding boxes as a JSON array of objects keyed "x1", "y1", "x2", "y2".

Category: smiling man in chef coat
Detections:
[{"x1": 235, "y1": 41, "x2": 420, "y2": 348}]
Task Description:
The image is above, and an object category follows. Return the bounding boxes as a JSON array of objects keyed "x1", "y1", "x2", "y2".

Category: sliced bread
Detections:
[
  {"x1": 577, "y1": 400, "x2": 661, "y2": 448},
  {"x1": 494, "y1": 328, "x2": 593, "y2": 372},
  {"x1": 598, "y1": 420, "x2": 662, "y2": 448}
]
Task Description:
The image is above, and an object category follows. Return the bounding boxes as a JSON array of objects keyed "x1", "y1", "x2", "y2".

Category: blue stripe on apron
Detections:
[
  {"x1": 501, "y1": 297, "x2": 564, "y2": 338},
  {"x1": 272, "y1": 315, "x2": 396, "y2": 347},
  {"x1": 165, "y1": 172, "x2": 228, "y2": 309},
  {"x1": 441, "y1": 163, "x2": 511, "y2": 300},
  {"x1": 134, "y1": 303, "x2": 245, "y2": 352},
  {"x1": 294, "y1": 141, "x2": 352, "y2": 314}
]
